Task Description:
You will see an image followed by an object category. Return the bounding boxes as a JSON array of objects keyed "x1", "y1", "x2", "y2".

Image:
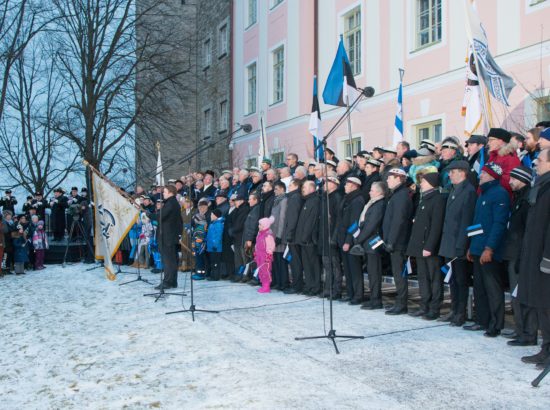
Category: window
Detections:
[
  {"x1": 203, "y1": 109, "x2": 211, "y2": 138},
  {"x1": 343, "y1": 7, "x2": 361, "y2": 76},
  {"x1": 219, "y1": 100, "x2": 228, "y2": 132},
  {"x1": 246, "y1": 157, "x2": 258, "y2": 168},
  {"x1": 342, "y1": 137, "x2": 362, "y2": 158},
  {"x1": 271, "y1": 151, "x2": 284, "y2": 167},
  {"x1": 203, "y1": 38, "x2": 211, "y2": 68},
  {"x1": 270, "y1": 0, "x2": 284, "y2": 10},
  {"x1": 415, "y1": 0, "x2": 442, "y2": 49},
  {"x1": 247, "y1": 0, "x2": 257, "y2": 27},
  {"x1": 246, "y1": 63, "x2": 257, "y2": 114},
  {"x1": 271, "y1": 46, "x2": 284, "y2": 104},
  {"x1": 414, "y1": 119, "x2": 442, "y2": 146},
  {"x1": 218, "y1": 24, "x2": 228, "y2": 57}
]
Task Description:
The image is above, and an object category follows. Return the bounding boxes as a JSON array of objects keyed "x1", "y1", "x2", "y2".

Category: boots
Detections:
[{"x1": 257, "y1": 280, "x2": 270, "y2": 293}]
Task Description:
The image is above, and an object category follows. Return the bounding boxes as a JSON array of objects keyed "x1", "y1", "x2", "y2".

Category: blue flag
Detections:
[
  {"x1": 392, "y1": 75, "x2": 404, "y2": 146},
  {"x1": 322, "y1": 37, "x2": 358, "y2": 107}
]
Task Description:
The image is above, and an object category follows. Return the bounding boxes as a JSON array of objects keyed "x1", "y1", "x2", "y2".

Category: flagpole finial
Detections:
[
  {"x1": 82, "y1": 159, "x2": 89, "y2": 167},
  {"x1": 156, "y1": 141, "x2": 160, "y2": 151}
]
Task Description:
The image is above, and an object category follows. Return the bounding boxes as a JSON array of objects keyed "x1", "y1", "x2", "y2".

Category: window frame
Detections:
[
  {"x1": 270, "y1": 0, "x2": 284, "y2": 11},
  {"x1": 339, "y1": 136, "x2": 362, "y2": 158},
  {"x1": 245, "y1": 61, "x2": 257, "y2": 115},
  {"x1": 270, "y1": 150, "x2": 285, "y2": 167},
  {"x1": 203, "y1": 108, "x2": 212, "y2": 139},
  {"x1": 414, "y1": 0, "x2": 442, "y2": 50},
  {"x1": 218, "y1": 99, "x2": 228, "y2": 133},
  {"x1": 413, "y1": 119, "x2": 443, "y2": 146},
  {"x1": 246, "y1": 0, "x2": 257, "y2": 29},
  {"x1": 269, "y1": 44, "x2": 285, "y2": 106},
  {"x1": 218, "y1": 21, "x2": 229, "y2": 58},
  {"x1": 203, "y1": 37, "x2": 212, "y2": 69},
  {"x1": 343, "y1": 6, "x2": 362, "y2": 76}
]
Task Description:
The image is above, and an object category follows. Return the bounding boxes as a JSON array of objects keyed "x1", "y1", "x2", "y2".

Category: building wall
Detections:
[
  {"x1": 231, "y1": 0, "x2": 550, "y2": 166},
  {"x1": 135, "y1": 0, "x2": 233, "y2": 186}
]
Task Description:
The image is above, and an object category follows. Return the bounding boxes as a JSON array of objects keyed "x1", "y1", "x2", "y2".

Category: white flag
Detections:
[
  {"x1": 156, "y1": 149, "x2": 165, "y2": 187},
  {"x1": 92, "y1": 172, "x2": 139, "y2": 280}
]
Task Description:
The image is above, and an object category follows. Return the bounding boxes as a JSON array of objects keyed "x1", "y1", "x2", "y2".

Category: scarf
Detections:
[{"x1": 359, "y1": 196, "x2": 384, "y2": 223}]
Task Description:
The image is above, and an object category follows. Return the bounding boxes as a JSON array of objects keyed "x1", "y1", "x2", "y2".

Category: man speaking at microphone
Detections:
[{"x1": 155, "y1": 185, "x2": 184, "y2": 290}]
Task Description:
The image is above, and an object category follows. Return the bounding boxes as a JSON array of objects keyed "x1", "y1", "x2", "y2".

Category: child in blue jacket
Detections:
[{"x1": 206, "y1": 209, "x2": 225, "y2": 280}]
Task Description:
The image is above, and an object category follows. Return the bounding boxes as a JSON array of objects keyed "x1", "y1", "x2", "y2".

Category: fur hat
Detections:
[{"x1": 488, "y1": 128, "x2": 511, "y2": 143}]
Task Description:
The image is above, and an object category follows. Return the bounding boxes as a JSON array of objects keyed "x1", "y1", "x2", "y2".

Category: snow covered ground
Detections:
[{"x1": 1, "y1": 264, "x2": 549, "y2": 409}]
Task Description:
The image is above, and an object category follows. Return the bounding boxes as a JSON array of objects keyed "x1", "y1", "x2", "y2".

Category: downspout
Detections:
[{"x1": 229, "y1": 0, "x2": 234, "y2": 169}]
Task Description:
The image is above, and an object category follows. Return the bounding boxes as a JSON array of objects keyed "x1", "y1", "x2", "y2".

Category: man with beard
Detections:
[{"x1": 153, "y1": 185, "x2": 183, "y2": 290}]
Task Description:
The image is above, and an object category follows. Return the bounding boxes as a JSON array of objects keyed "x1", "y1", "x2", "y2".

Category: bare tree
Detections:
[
  {"x1": 0, "y1": 0, "x2": 53, "y2": 123},
  {"x1": 48, "y1": 0, "x2": 193, "y2": 181},
  {"x1": 0, "y1": 44, "x2": 77, "y2": 195}
]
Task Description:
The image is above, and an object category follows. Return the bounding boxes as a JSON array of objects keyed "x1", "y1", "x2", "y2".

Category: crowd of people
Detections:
[{"x1": 1, "y1": 123, "x2": 549, "y2": 371}]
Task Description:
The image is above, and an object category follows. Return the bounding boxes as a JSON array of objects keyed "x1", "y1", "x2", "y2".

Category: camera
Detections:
[{"x1": 68, "y1": 203, "x2": 81, "y2": 220}]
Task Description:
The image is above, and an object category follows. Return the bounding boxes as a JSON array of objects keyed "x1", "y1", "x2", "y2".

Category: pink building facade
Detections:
[{"x1": 231, "y1": 0, "x2": 550, "y2": 167}]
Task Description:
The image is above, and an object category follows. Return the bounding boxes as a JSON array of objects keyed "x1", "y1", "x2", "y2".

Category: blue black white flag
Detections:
[
  {"x1": 369, "y1": 235, "x2": 384, "y2": 250},
  {"x1": 322, "y1": 37, "x2": 360, "y2": 107},
  {"x1": 309, "y1": 76, "x2": 324, "y2": 161},
  {"x1": 464, "y1": 0, "x2": 515, "y2": 106},
  {"x1": 401, "y1": 257, "x2": 413, "y2": 277},
  {"x1": 467, "y1": 223, "x2": 484, "y2": 237},
  {"x1": 441, "y1": 263, "x2": 453, "y2": 284}
]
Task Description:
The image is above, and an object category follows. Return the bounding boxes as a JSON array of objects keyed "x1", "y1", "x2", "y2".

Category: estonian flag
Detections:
[
  {"x1": 401, "y1": 257, "x2": 413, "y2": 277},
  {"x1": 322, "y1": 36, "x2": 360, "y2": 108},
  {"x1": 309, "y1": 76, "x2": 324, "y2": 161},
  {"x1": 467, "y1": 223, "x2": 484, "y2": 237},
  {"x1": 441, "y1": 263, "x2": 453, "y2": 284},
  {"x1": 283, "y1": 245, "x2": 292, "y2": 262},
  {"x1": 347, "y1": 221, "x2": 360, "y2": 239},
  {"x1": 369, "y1": 235, "x2": 384, "y2": 250},
  {"x1": 392, "y1": 71, "x2": 404, "y2": 146}
]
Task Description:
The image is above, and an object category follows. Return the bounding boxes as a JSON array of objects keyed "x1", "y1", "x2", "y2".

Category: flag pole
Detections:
[
  {"x1": 399, "y1": 68, "x2": 405, "y2": 140},
  {"x1": 470, "y1": 50, "x2": 492, "y2": 132}
]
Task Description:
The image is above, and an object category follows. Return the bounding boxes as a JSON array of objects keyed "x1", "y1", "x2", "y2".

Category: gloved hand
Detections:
[
  {"x1": 275, "y1": 237, "x2": 282, "y2": 246},
  {"x1": 384, "y1": 243, "x2": 394, "y2": 253}
]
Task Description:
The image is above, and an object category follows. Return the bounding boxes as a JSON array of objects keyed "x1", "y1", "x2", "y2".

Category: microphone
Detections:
[
  {"x1": 240, "y1": 123, "x2": 252, "y2": 133},
  {"x1": 358, "y1": 87, "x2": 375, "y2": 98}
]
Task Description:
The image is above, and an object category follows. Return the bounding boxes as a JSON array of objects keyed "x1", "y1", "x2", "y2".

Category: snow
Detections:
[{"x1": 1, "y1": 264, "x2": 549, "y2": 409}]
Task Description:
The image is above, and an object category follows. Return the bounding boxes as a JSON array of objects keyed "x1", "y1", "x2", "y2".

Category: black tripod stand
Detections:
[
  {"x1": 295, "y1": 87, "x2": 372, "y2": 354},
  {"x1": 532, "y1": 363, "x2": 550, "y2": 387},
  {"x1": 62, "y1": 215, "x2": 95, "y2": 268},
  {"x1": 166, "y1": 270, "x2": 219, "y2": 321},
  {"x1": 119, "y1": 247, "x2": 154, "y2": 287}
]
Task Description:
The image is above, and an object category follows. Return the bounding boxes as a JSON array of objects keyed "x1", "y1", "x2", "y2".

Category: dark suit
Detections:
[
  {"x1": 295, "y1": 192, "x2": 321, "y2": 294},
  {"x1": 51, "y1": 195, "x2": 68, "y2": 241},
  {"x1": 382, "y1": 183, "x2": 413, "y2": 310},
  {"x1": 438, "y1": 179, "x2": 477, "y2": 321},
  {"x1": 318, "y1": 190, "x2": 343, "y2": 297},
  {"x1": 157, "y1": 196, "x2": 183, "y2": 287},
  {"x1": 284, "y1": 190, "x2": 304, "y2": 291},
  {"x1": 335, "y1": 189, "x2": 365, "y2": 302},
  {"x1": 406, "y1": 189, "x2": 445, "y2": 315}
]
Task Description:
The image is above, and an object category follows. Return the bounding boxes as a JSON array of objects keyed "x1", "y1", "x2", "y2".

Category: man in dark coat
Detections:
[
  {"x1": 0, "y1": 190, "x2": 17, "y2": 214},
  {"x1": 283, "y1": 179, "x2": 305, "y2": 294},
  {"x1": 198, "y1": 173, "x2": 217, "y2": 203},
  {"x1": 295, "y1": 181, "x2": 321, "y2": 296},
  {"x1": 438, "y1": 160, "x2": 477, "y2": 326},
  {"x1": 518, "y1": 149, "x2": 550, "y2": 369},
  {"x1": 406, "y1": 171, "x2": 445, "y2": 320},
  {"x1": 361, "y1": 158, "x2": 382, "y2": 202},
  {"x1": 270, "y1": 181, "x2": 289, "y2": 290},
  {"x1": 31, "y1": 192, "x2": 49, "y2": 221},
  {"x1": 466, "y1": 162, "x2": 510, "y2": 337},
  {"x1": 50, "y1": 188, "x2": 68, "y2": 241},
  {"x1": 259, "y1": 181, "x2": 275, "y2": 218},
  {"x1": 318, "y1": 175, "x2": 343, "y2": 299},
  {"x1": 229, "y1": 194, "x2": 249, "y2": 281},
  {"x1": 154, "y1": 185, "x2": 183, "y2": 289},
  {"x1": 502, "y1": 167, "x2": 537, "y2": 346},
  {"x1": 335, "y1": 176, "x2": 365, "y2": 304},
  {"x1": 355, "y1": 181, "x2": 386, "y2": 309},
  {"x1": 241, "y1": 192, "x2": 260, "y2": 282},
  {"x1": 465, "y1": 134, "x2": 487, "y2": 189},
  {"x1": 382, "y1": 168, "x2": 413, "y2": 315}
]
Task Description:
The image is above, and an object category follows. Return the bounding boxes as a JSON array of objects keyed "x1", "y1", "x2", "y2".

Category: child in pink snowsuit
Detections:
[{"x1": 254, "y1": 216, "x2": 276, "y2": 293}]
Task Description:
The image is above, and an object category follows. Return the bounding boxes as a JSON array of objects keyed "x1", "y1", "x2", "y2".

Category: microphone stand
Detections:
[{"x1": 295, "y1": 88, "x2": 368, "y2": 354}]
